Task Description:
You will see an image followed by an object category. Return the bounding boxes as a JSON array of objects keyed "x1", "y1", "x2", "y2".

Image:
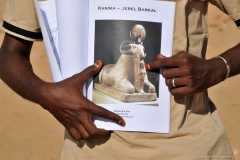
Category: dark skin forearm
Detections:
[
  {"x1": 145, "y1": 43, "x2": 240, "y2": 96},
  {"x1": 219, "y1": 43, "x2": 240, "y2": 77},
  {"x1": 0, "y1": 34, "x2": 44, "y2": 102},
  {"x1": 0, "y1": 33, "x2": 125, "y2": 140}
]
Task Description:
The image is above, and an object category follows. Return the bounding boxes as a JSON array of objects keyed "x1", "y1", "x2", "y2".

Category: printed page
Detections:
[
  {"x1": 56, "y1": 0, "x2": 89, "y2": 81},
  {"x1": 87, "y1": 0, "x2": 175, "y2": 133},
  {"x1": 34, "y1": 0, "x2": 62, "y2": 82}
]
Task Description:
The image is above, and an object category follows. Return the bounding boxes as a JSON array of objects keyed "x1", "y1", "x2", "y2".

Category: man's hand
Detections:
[
  {"x1": 145, "y1": 52, "x2": 226, "y2": 96},
  {"x1": 39, "y1": 60, "x2": 125, "y2": 141},
  {"x1": 0, "y1": 33, "x2": 125, "y2": 141}
]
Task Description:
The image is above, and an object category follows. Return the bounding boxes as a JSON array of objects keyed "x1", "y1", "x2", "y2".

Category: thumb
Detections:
[{"x1": 75, "y1": 60, "x2": 103, "y2": 84}]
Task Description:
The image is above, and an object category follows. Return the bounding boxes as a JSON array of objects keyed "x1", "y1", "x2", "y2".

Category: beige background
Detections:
[{"x1": 0, "y1": 1, "x2": 240, "y2": 160}]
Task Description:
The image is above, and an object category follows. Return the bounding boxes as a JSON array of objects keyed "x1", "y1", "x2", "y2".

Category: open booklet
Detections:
[{"x1": 34, "y1": 0, "x2": 176, "y2": 133}]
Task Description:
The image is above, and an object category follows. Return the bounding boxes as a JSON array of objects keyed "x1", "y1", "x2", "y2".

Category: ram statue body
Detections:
[{"x1": 98, "y1": 41, "x2": 156, "y2": 94}]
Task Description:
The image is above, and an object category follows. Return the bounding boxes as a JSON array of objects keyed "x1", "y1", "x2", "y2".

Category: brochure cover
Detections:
[{"x1": 87, "y1": 0, "x2": 175, "y2": 133}]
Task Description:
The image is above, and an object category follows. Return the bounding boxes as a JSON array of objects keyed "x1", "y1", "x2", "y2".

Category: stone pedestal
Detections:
[{"x1": 94, "y1": 83, "x2": 157, "y2": 103}]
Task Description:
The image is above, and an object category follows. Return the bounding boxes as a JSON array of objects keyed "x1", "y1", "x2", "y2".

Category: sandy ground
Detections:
[
  {"x1": 0, "y1": 3, "x2": 240, "y2": 160},
  {"x1": 207, "y1": 6, "x2": 240, "y2": 160}
]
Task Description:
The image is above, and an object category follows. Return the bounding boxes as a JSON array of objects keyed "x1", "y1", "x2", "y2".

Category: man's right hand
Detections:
[
  {"x1": 0, "y1": 33, "x2": 125, "y2": 141},
  {"x1": 38, "y1": 60, "x2": 125, "y2": 141}
]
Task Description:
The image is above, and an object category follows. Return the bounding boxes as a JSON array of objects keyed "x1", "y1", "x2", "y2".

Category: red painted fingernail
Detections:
[
  {"x1": 94, "y1": 60, "x2": 101, "y2": 67},
  {"x1": 145, "y1": 64, "x2": 150, "y2": 70},
  {"x1": 118, "y1": 120, "x2": 125, "y2": 126}
]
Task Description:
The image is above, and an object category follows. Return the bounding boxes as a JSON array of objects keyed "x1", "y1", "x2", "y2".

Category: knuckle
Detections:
[
  {"x1": 181, "y1": 57, "x2": 189, "y2": 64},
  {"x1": 82, "y1": 134, "x2": 91, "y2": 139},
  {"x1": 75, "y1": 112, "x2": 84, "y2": 121},
  {"x1": 189, "y1": 85, "x2": 198, "y2": 94},
  {"x1": 183, "y1": 68, "x2": 191, "y2": 75},
  {"x1": 73, "y1": 136, "x2": 82, "y2": 141},
  {"x1": 78, "y1": 130, "x2": 89, "y2": 139},
  {"x1": 71, "y1": 133, "x2": 81, "y2": 141},
  {"x1": 99, "y1": 109, "x2": 109, "y2": 118},
  {"x1": 162, "y1": 69, "x2": 167, "y2": 77},
  {"x1": 160, "y1": 59, "x2": 167, "y2": 66},
  {"x1": 89, "y1": 129, "x2": 98, "y2": 137},
  {"x1": 176, "y1": 51, "x2": 183, "y2": 57}
]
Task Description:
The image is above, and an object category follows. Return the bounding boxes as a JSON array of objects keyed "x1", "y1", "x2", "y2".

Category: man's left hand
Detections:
[{"x1": 145, "y1": 51, "x2": 223, "y2": 96}]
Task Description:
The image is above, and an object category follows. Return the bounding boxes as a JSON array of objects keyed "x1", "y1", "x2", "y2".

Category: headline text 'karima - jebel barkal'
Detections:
[{"x1": 98, "y1": 6, "x2": 157, "y2": 12}]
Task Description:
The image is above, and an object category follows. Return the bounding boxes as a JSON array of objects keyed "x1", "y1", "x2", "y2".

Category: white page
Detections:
[
  {"x1": 87, "y1": 0, "x2": 175, "y2": 133},
  {"x1": 56, "y1": 0, "x2": 89, "y2": 81},
  {"x1": 34, "y1": 0, "x2": 62, "y2": 82}
]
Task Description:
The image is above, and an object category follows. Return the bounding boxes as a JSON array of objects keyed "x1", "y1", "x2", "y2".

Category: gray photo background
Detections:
[{"x1": 93, "y1": 20, "x2": 162, "y2": 97}]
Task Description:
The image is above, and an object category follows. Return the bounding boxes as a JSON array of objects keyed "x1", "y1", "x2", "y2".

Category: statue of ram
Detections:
[{"x1": 98, "y1": 40, "x2": 156, "y2": 94}]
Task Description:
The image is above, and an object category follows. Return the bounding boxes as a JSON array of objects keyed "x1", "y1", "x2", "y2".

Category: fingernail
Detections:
[
  {"x1": 145, "y1": 64, "x2": 150, "y2": 70},
  {"x1": 94, "y1": 60, "x2": 101, "y2": 68},
  {"x1": 118, "y1": 120, "x2": 125, "y2": 127}
]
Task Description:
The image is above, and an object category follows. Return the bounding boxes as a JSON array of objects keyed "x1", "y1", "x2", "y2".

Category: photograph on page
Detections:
[{"x1": 92, "y1": 20, "x2": 161, "y2": 105}]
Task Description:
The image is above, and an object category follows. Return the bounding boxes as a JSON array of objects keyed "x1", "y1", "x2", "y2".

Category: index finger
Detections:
[
  {"x1": 146, "y1": 58, "x2": 177, "y2": 71},
  {"x1": 87, "y1": 101, "x2": 125, "y2": 127}
]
